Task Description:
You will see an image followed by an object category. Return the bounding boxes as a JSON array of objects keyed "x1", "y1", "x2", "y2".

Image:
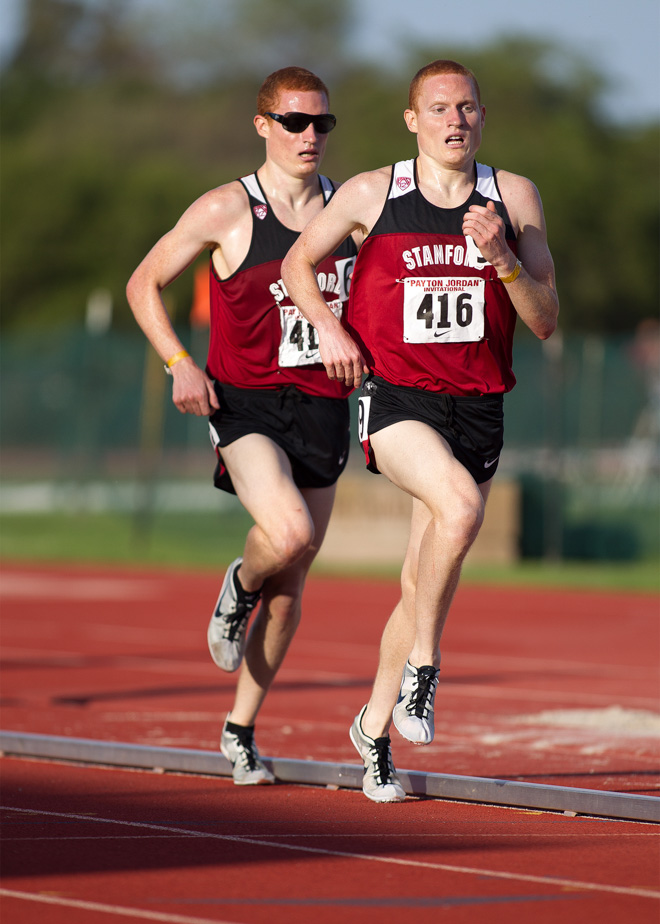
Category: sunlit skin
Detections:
[
  {"x1": 254, "y1": 89, "x2": 331, "y2": 182},
  {"x1": 404, "y1": 73, "x2": 486, "y2": 186},
  {"x1": 281, "y1": 71, "x2": 558, "y2": 392},
  {"x1": 281, "y1": 67, "x2": 560, "y2": 748},
  {"x1": 126, "y1": 88, "x2": 336, "y2": 415},
  {"x1": 125, "y1": 79, "x2": 346, "y2": 730}
]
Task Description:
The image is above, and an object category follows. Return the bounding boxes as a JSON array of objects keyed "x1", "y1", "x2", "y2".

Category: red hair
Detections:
[
  {"x1": 257, "y1": 67, "x2": 329, "y2": 114},
  {"x1": 408, "y1": 60, "x2": 481, "y2": 111}
]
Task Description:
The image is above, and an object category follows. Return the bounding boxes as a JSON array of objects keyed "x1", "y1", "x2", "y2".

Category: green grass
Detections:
[
  {"x1": 0, "y1": 512, "x2": 250, "y2": 572},
  {"x1": 461, "y1": 559, "x2": 658, "y2": 591},
  {"x1": 1, "y1": 512, "x2": 658, "y2": 591},
  {"x1": 320, "y1": 557, "x2": 659, "y2": 591}
]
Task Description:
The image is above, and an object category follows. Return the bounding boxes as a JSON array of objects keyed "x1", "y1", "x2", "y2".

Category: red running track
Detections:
[{"x1": 0, "y1": 561, "x2": 658, "y2": 923}]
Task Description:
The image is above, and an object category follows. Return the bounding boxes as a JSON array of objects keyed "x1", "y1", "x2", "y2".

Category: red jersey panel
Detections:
[
  {"x1": 207, "y1": 172, "x2": 357, "y2": 398},
  {"x1": 346, "y1": 160, "x2": 518, "y2": 396}
]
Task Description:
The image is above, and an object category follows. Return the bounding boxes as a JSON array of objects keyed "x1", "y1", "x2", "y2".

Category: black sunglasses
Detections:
[{"x1": 265, "y1": 111, "x2": 336, "y2": 134}]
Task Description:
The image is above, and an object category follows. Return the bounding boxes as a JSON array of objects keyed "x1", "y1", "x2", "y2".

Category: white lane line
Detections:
[
  {"x1": 3, "y1": 832, "x2": 659, "y2": 841},
  {"x1": 2, "y1": 806, "x2": 658, "y2": 900},
  {"x1": 0, "y1": 889, "x2": 238, "y2": 924},
  {"x1": 0, "y1": 574, "x2": 160, "y2": 601}
]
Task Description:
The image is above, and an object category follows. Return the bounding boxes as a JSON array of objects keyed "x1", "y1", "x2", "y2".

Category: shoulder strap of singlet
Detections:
[
  {"x1": 386, "y1": 160, "x2": 502, "y2": 204},
  {"x1": 387, "y1": 159, "x2": 416, "y2": 200},
  {"x1": 475, "y1": 163, "x2": 502, "y2": 203},
  {"x1": 239, "y1": 172, "x2": 266, "y2": 204},
  {"x1": 319, "y1": 174, "x2": 334, "y2": 203}
]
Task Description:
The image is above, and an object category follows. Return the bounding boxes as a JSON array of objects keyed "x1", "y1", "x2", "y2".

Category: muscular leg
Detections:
[
  {"x1": 220, "y1": 433, "x2": 318, "y2": 593},
  {"x1": 225, "y1": 481, "x2": 336, "y2": 727},
  {"x1": 361, "y1": 421, "x2": 492, "y2": 739},
  {"x1": 361, "y1": 497, "x2": 427, "y2": 739}
]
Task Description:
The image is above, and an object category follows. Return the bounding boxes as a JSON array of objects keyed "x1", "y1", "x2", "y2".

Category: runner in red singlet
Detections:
[
  {"x1": 282, "y1": 60, "x2": 559, "y2": 802},
  {"x1": 127, "y1": 68, "x2": 357, "y2": 786}
]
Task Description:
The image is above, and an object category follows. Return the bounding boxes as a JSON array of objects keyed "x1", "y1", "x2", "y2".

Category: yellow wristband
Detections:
[
  {"x1": 498, "y1": 259, "x2": 522, "y2": 284},
  {"x1": 164, "y1": 349, "x2": 189, "y2": 375},
  {"x1": 166, "y1": 349, "x2": 190, "y2": 367}
]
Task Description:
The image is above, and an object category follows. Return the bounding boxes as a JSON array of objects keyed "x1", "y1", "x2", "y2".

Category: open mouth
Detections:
[{"x1": 445, "y1": 135, "x2": 465, "y2": 147}]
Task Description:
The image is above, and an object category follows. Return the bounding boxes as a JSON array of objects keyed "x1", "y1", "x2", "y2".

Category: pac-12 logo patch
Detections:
[
  {"x1": 396, "y1": 177, "x2": 411, "y2": 191},
  {"x1": 253, "y1": 205, "x2": 268, "y2": 220}
]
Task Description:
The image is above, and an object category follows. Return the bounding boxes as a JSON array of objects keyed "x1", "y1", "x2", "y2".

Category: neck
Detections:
[
  {"x1": 415, "y1": 153, "x2": 475, "y2": 207},
  {"x1": 257, "y1": 160, "x2": 321, "y2": 209}
]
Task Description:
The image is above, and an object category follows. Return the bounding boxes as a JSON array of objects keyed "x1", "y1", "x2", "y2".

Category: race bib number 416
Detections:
[{"x1": 402, "y1": 276, "x2": 485, "y2": 343}]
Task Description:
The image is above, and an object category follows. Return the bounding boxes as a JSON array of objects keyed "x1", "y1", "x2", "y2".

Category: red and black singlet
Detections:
[
  {"x1": 346, "y1": 159, "x2": 519, "y2": 396},
  {"x1": 207, "y1": 172, "x2": 357, "y2": 398}
]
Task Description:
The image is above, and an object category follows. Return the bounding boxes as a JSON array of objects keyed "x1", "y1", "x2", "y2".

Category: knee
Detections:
[
  {"x1": 440, "y1": 495, "x2": 485, "y2": 555},
  {"x1": 268, "y1": 513, "x2": 315, "y2": 570}
]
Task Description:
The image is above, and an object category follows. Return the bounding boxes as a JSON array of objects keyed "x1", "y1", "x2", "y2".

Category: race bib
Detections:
[
  {"x1": 278, "y1": 300, "x2": 343, "y2": 367},
  {"x1": 402, "y1": 277, "x2": 485, "y2": 343},
  {"x1": 357, "y1": 394, "x2": 371, "y2": 444},
  {"x1": 333, "y1": 256, "x2": 356, "y2": 302}
]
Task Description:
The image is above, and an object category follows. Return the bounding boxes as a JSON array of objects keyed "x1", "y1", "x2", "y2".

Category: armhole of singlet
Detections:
[
  {"x1": 362, "y1": 163, "x2": 402, "y2": 241},
  {"x1": 489, "y1": 167, "x2": 507, "y2": 214},
  {"x1": 211, "y1": 175, "x2": 259, "y2": 282},
  {"x1": 476, "y1": 164, "x2": 515, "y2": 239}
]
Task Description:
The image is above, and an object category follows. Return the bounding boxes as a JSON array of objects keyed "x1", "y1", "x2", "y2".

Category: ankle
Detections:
[
  {"x1": 408, "y1": 653, "x2": 441, "y2": 671},
  {"x1": 235, "y1": 565, "x2": 263, "y2": 598},
  {"x1": 225, "y1": 718, "x2": 255, "y2": 737},
  {"x1": 362, "y1": 706, "x2": 389, "y2": 741}
]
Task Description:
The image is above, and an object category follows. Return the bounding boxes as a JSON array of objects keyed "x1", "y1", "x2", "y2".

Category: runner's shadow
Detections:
[{"x1": 50, "y1": 676, "x2": 376, "y2": 706}]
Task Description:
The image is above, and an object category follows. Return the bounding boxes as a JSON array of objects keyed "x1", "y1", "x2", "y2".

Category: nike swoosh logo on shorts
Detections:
[{"x1": 484, "y1": 457, "x2": 499, "y2": 468}]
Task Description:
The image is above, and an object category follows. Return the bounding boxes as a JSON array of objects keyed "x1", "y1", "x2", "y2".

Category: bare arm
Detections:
[
  {"x1": 282, "y1": 170, "x2": 388, "y2": 387},
  {"x1": 126, "y1": 185, "x2": 244, "y2": 415},
  {"x1": 462, "y1": 172, "x2": 559, "y2": 340}
]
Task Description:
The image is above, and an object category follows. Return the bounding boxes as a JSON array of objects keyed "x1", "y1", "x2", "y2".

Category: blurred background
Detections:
[{"x1": 1, "y1": 0, "x2": 658, "y2": 584}]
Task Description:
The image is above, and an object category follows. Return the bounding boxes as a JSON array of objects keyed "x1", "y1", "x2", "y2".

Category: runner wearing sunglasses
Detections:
[
  {"x1": 127, "y1": 67, "x2": 358, "y2": 786},
  {"x1": 265, "y1": 111, "x2": 337, "y2": 134}
]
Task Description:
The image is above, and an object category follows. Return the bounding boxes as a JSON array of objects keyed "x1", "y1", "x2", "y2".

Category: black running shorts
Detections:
[
  {"x1": 358, "y1": 376, "x2": 504, "y2": 485},
  {"x1": 208, "y1": 382, "x2": 350, "y2": 495}
]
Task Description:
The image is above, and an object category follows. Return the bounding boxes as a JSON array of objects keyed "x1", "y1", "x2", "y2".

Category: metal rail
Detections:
[{"x1": 1, "y1": 730, "x2": 657, "y2": 823}]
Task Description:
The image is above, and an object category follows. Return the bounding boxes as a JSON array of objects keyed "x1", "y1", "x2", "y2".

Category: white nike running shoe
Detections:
[
  {"x1": 349, "y1": 705, "x2": 405, "y2": 803},
  {"x1": 392, "y1": 661, "x2": 439, "y2": 745},
  {"x1": 220, "y1": 717, "x2": 275, "y2": 785},
  {"x1": 207, "y1": 558, "x2": 261, "y2": 672}
]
